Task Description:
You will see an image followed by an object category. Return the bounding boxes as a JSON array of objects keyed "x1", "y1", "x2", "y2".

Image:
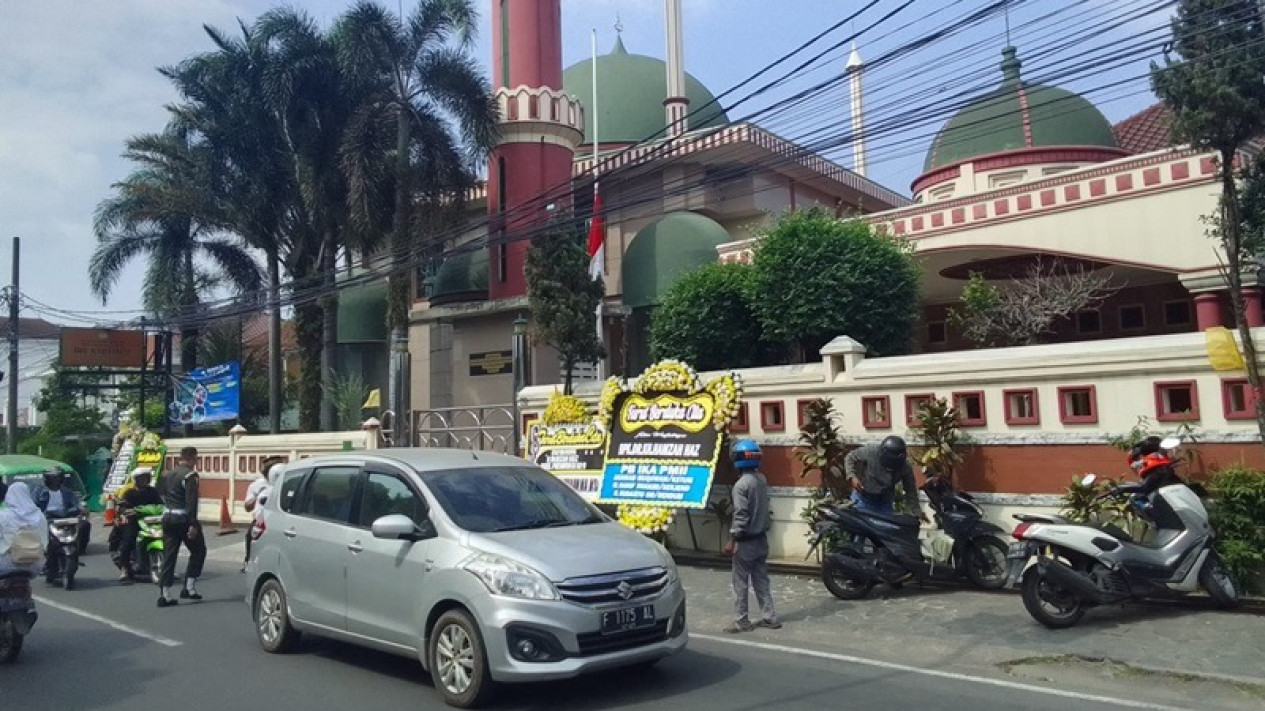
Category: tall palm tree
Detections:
[
  {"x1": 332, "y1": 0, "x2": 499, "y2": 430},
  {"x1": 90, "y1": 125, "x2": 264, "y2": 376}
]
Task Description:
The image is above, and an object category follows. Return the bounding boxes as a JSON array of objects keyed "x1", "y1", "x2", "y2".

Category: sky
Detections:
[{"x1": 0, "y1": 0, "x2": 1167, "y2": 321}]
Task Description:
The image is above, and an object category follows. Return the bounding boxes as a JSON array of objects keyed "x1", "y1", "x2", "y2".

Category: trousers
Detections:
[
  {"x1": 732, "y1": 533, "x2": 777, "y2": 624},
  {"x1": 159, "y1": 519, "x2": 206, "y2": 588}
]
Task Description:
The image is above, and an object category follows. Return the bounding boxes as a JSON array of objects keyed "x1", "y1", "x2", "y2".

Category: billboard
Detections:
[
  {"x1": 168, "y1": 361, "x2": 241, "y2": 425},
  {"x1": 60, "y1": 328, "x2": 146, "y2": 368}
]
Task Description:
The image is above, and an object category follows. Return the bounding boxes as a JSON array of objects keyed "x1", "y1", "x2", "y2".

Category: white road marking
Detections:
[
  {"x1": 33, "y1": 596, "x2": 183, "y2": 648},
  {"x1": 692, "y1": 634, "x2": 1193, "y2": 711}
]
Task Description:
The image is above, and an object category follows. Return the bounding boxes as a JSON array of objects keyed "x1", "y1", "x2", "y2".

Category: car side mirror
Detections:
[{"x1": 371, "y1": 514, "x2": 436, "y2": 541}]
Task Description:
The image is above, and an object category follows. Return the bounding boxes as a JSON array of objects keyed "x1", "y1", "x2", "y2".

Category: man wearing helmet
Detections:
[
  {"x1": 724, "y1": 438, "x2": 781, "y2": 633},
  {"x1": 843, "y1": 436, "x2": 928, "y2": 521},
  {"x1": 35, "y1": 468, "x2": 90, "y2": 556},
  {"x1": 114, "y1": 467, "x2": 163, "y2": 583}
]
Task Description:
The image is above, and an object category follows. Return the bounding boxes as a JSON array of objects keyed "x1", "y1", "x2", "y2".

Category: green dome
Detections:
[
  {"x1": 430, "y1": 248, "x2": 488, "y2": 305},
  {"x1": 336, "y1": 275, "x2": 388, "y2": 344},
  {"x1": 622, "y1": 212, "x2": 731, "y2": 309},
  {"x1": 563, "y1": 37, "x2": 730, "y2": 145},
  {"x1": 923, "y1": 47, "x2": 1120, "y2": 172}
]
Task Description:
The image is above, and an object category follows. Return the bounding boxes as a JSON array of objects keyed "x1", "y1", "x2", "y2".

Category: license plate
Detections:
[
  {"x1": 1007, "y1": 542, "x2": 1030, "y2": 558},
  {"x1": 600, "y1": 604, "x2": 655, "y2": 635}
]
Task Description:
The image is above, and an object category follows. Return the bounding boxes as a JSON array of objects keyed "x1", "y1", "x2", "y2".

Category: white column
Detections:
[
  {"x1": 664, "y1": 0, "x2": 689, "y2": 136},
  {"x1": 846, "y1": 43, "x2": 867, "y2": 177}
]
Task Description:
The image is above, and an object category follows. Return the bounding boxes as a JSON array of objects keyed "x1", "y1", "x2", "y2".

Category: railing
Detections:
[{"x1": 406, "y1": 405, "x2": 517, "y2": 454}]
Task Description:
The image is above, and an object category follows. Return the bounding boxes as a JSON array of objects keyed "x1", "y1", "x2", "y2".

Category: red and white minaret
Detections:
[{"x1": 487, "y1": 0, "x2": 584, "y2": 301}]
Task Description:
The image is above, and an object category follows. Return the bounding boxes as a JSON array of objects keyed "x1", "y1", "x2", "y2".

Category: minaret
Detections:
[
  {"x1": 487, "y1": 1, "x2": 584, "y2": 301},
  {"x1": 664, "y1": 0, "x2": 689, "y2": 137},
  {"x1": 846, "y1": 42, "x2": 868, "y2": 177}
]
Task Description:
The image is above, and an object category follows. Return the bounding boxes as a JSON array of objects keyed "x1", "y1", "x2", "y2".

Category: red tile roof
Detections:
[
  {"x1": 1113, "y1": 102, "x2": 1173, "y2": 155},
  {"x1": 0, "y1": 317, "x2": 61, "y2": 340}
]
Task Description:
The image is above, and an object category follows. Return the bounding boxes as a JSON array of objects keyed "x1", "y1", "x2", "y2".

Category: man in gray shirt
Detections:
[
  {"x1": 843, "y1": 436, "x2": 928, "y2": 521},
  {"x1": 724, "y1": 438, "x2": 781, "y2": 633}
]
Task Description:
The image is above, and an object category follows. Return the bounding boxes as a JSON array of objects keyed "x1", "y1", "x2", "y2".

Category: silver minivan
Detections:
[{"x1": 245, "y1": 449, "x2": 687, "y2": 708}]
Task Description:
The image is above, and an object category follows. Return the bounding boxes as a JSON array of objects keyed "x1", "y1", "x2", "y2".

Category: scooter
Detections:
[
  {"x1": 127, "y1": 504, "x2": 166, "y2": 584},
  {"x1": 806, "y1": 476, "x2": 1011, "y2": 600},
  {"x1": 1006, "y1": 437, "x2": 1239, "y2": 629},
  {"x1": 45, "y1": 516, "x2": 86, "y2": 590},
  {"x1": 0, "y1": 571, "x2": 37, "y2": 663}
]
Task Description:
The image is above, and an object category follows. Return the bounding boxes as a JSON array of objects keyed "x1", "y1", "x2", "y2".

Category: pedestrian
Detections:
[
  {"x1": 157, "y1": 446, "x2": 207, "y2": 607},
  {"x1": 242, "y1": 456, "x2": 284, "y2": 573},
  {"x1": 724, "y1": 438, "x2": 781, "y2": 633},
  {"x1": 843, "y1": 436, "x2": 929, "y2": 521}
]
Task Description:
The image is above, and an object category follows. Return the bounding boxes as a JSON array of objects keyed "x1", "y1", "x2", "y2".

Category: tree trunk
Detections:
[
  {"x1": 387, "y1": 107, "x2": 413, "y2": 445},
  {"x1": 268, "y1": 251, "x2": 283, "y2": 434},
  {"x1": 296, "y1": 300, "x2": 323, "y2": 433},
  {"x1": 563, "y1": 355, "x2": 574, "y2": 395},
  {"x1": 181, "y1": 250, "x2": 197, "y2": 437},
  {"x1": 320, "y1": 240, "x2": 337, "y2": 432},
  {"x1": 1219, "y1": 150, "x2": 1265, "y2": 444}
]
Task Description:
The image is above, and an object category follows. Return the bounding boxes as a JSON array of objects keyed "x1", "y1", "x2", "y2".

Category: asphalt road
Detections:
[{"x1": 0, "y1": 537, "x2": 1237, "y2": 711}]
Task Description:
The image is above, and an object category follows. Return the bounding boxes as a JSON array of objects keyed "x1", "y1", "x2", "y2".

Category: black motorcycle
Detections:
[
  {"x1": 807, "y1": 476, "x2": 1010, "y2": 600},
  {"x1": 0, "y1": 571, "x2": 37, "y2": 663},
  {"x1": 45, "y1": 514, "x2": 86, "y2": 590}
]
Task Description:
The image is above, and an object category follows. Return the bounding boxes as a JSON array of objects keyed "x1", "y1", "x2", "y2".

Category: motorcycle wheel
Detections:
[
  {"x1": 1199, "y1": 552, "x2": 1240, "y2": 610},
  {"x1": 64, "y1": 553, "x2": 78, "y2": 591},
  {"x1": 0, "y1": 617, "x2": 22, "y2": 663},
  {"x1": 965, "y1": 537, "x2": 1009, "y2": 590},
  {"x1": 1021, "y1": 566, "x2": 1086, "y2": 629},
  {"x1": 148, "y1": 550, "x2": 163, "y2": 585},
  {"x1": 822, "y1": 552, "x2": 875, "y2": 600}
]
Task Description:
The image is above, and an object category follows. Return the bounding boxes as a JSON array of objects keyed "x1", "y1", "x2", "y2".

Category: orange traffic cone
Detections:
[
  {"x1": 104, "y1": 495, "x2": 117, "y2": 527},
  {"x1": 217, "y1": 496, "x2": 237, "y2": 536}
]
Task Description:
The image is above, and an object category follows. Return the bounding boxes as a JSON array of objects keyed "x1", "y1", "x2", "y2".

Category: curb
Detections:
[{"x1": 668, "y1": 550, "x2": 1265, "y2": 611}]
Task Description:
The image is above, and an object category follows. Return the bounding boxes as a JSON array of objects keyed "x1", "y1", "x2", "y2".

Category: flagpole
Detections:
[{"x1": 592, "y1": 28, "x2": 606, "y2": 382}]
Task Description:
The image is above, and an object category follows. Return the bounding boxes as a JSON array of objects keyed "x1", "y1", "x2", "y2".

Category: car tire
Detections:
[
  {"x1": 429, "y1": 609, "x2": 496, "y2": 709},
  {"x1": 254, "y1": 579, "x2": 300, "y2": 653}
]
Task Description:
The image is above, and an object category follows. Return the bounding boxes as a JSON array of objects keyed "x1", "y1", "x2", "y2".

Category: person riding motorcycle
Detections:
[
  {"x1": 1123, "y1": 436, "x2": 1186, "y2": 518},
  {"x1": 34, "y1": 469, "x2": 89, "y2": 558},
  {"x1": 114, "y1": 468, "x2": 163, "y2": 583},
  {"x1": 843, "y1": 436, "x2": 928, "y2": 522}
]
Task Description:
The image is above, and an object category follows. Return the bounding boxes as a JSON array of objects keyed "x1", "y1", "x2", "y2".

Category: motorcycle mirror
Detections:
[
  {"x1": 1159, "y1": 436, "x2": 1181, "y2": 451},
  {"x1": 1081, "y1": 474, "x2": 1097, "y2": 486}
]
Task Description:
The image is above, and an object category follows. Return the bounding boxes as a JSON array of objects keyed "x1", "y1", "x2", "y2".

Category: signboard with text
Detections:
[
  {"x1": 597, "y1": 391, "x2": 721, "y2": 509},
  {"x1": 469, "y1": 350, "x2": 513, "y2": 376},
  {"x1": 526, "y1": 422, "x2": 605, "y2": 500},
  {"x1": 60, "y1": 328, "x2": 146, "y2": 368}
]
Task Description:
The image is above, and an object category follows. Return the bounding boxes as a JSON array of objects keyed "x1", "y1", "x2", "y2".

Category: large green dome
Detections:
[
  {"x1": 563, "y1": 37, "x2": 730, "y2": 145},
  {"x1": 430, "y1": 247, "x2": 488, "y2": 305},
  {"x1": 622, "y1": 211, "x2": 731, "y2": 309},
  {"x1": 923, "y1": 47, "x2": 1120, "y2": 173}
]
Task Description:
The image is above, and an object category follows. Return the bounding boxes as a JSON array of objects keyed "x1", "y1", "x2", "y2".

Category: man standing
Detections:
[
  {"x1": 115, "y1": 467, "x2": 163, "y2": 583},
  {"x1": 157, "y1": 447, "x2": 207, "y2": 607},
  {"x1": 724, "y1": 438, "x2": 781, "y2": 633},
  {"x1": 843, "y1": 436, "x2": 928, "y2": 521},
  {"x1": 242, "y1": 456, "x2": 284, "y2": 572}
]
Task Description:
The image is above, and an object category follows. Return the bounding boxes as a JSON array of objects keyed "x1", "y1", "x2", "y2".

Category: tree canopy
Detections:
[{"x1": 650, "y1": 262, "x2": 778, "y2": 371}]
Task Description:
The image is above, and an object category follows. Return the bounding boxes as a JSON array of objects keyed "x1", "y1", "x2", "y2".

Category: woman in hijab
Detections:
[{"x1": 0, "y1": 482, "x2": 49, "y2": 574}]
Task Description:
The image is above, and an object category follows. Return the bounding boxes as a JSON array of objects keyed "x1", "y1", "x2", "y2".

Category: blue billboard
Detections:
[{"x1": 168, "y1": 361, "x2": 241, "y2": 425}]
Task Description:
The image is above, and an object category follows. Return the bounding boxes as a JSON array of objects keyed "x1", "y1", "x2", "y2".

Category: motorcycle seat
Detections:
[{"x1": 0, "y1": 570, "x2": 34, "y2": 581}]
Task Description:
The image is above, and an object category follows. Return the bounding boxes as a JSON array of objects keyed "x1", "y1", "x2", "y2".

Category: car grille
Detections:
[
  {"x1": 556, "y1": 567, "x2": 670, "y2": 605},
  {"x1": 576, "y1": 621, "x2": 670, "y2": 657}
]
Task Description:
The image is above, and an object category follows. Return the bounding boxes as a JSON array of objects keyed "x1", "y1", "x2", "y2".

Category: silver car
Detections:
[{"x1": 245, "y1": 449, "x2": 687, "y2": 708}]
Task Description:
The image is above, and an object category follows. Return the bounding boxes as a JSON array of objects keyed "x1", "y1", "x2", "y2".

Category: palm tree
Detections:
[
  {"x1": 332, "y1": 0, "x2": 499, "y2": 430},
  {"x1": 90, "y1": 125, "x2": 264, "y2": 376}
]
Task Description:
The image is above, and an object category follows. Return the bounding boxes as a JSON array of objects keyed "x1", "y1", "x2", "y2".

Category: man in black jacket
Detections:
[
  {"x1": 157, "y1": 447, "x2": 207, "y2": 607},
  {"x1": 115, "y1": 467, "x2": 163, "y2": 583}
]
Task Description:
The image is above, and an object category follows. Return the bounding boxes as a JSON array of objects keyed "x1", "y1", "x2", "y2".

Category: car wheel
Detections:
[
  {"x1": 254, "y1": 579, "x2": 300, "y2": 653},
  {"x1": 0, "y1": 617, "x2": 23, "y2": 663},
  {"x1": 429, "y1": 609, "x2": 496, "y2": 708}
]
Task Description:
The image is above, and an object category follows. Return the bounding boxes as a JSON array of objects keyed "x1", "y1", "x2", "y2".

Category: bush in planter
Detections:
[{"x1": 1207, "y1": 464, "x2": 1265, "y2": 593}]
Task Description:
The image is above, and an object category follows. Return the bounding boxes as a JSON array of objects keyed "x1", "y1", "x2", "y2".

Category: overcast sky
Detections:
[{"x1": 0, "y1": 0, "x2": 1164, "y2": 320}]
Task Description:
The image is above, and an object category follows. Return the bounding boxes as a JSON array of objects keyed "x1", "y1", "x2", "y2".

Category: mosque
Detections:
[{"x1": 325, "y1": 0, "x2": 1240, "y2": 424}]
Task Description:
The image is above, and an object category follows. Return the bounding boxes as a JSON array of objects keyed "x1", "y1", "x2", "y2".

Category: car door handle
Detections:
[
  {"x1": 283, "y1": 529, "x2": 297, "y2": 539},
  {"x1": 348, "y1": 541, "x2": 363, "y2": 553}
]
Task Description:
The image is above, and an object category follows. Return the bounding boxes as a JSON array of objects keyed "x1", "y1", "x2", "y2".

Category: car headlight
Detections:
[
  {"x1": 462, "y1": 552, "x2": 560, "y2": 601},
  {"x1": 654, "y1": 542, "x2": 679, "y2": 583}
]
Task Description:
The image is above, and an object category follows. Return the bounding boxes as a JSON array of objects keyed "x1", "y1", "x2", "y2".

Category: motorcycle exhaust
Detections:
[{"x1": 1038, "y1": 557, "x2": 1109, "y2": 603}]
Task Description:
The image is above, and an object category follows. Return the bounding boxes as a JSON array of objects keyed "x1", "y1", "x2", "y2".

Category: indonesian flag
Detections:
[{"x1": 587, "y1": 184, "x2": 604, "y2": 280}]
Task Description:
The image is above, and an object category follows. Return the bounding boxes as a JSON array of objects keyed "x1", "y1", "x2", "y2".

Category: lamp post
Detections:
[{"x1": 511, "y1": 315, "x2": 528, "y2": 456}]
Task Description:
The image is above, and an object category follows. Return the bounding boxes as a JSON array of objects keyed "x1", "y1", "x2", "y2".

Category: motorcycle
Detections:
[
  {"x1": 45, "y1": 515, "x2": 86, "y2": 590},
  {"x1": 124, "y1": 504, "x2": 166, "y2": 584},
  {"x1": 806, "y1": 476, "x2": 1011, "y2": 600},
  {"x1": 1005, "y1": 437, "x2": 1239, "y2": 629},
  {"x1": 0, "y1": 571, "x2": 37, "y2": 663}
]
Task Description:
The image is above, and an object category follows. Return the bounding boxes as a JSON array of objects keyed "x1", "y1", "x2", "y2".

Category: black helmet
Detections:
[
  {"x1": 879, "y1": 436, "x2": 907, "y2": 469},
  {"x1": 43, "y1": 469, "x2": 65, "y2": 488}
]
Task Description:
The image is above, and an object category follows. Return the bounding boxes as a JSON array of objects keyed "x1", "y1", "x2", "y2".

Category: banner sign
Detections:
[
  {"x1": 169, "y1": 361, "x2": 241, "y2": 425},
  {"x1": 526, "y1": 422, "x2": 605, "y2": 500},
  {"x1": 597, "y1": 391, "x2": 722, "y2": 508}
]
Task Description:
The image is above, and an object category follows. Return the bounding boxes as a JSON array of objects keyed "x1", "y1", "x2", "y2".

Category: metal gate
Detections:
[{"x1": 380, "y1": 405, "x2": 516, "y2": 454}]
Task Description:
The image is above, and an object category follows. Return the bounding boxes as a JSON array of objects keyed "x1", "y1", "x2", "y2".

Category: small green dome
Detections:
[
  {"x1": 430, "y1": 248, "x2": 488, "y2": 305},
  {"x1": 336, "y1": 275, "x2": 388, "y2": 344},
  {"x1": 563, "y1": 37, "x2": 730, "y2": 145},
  {"x1": 923, "y1": 47, "x2": 1120, "y2": 172},
  {"x1": 622, "y1": 212, "x2": 731, "y2": 309}
]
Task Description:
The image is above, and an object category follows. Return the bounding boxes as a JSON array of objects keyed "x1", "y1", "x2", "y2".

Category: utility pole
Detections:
[{"x1": 7, "y1": 237, "x2": 18, "y2": 453}]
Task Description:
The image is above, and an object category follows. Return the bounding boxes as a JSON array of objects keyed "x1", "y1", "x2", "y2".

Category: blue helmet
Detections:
[{"x1": 731, "y1": 438, "x2": 762, "y2": 470}]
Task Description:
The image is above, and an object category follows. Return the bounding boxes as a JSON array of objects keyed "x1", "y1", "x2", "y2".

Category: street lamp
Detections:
[{"x1": 511, "y1": 314, "x2": 528, "y2": 456}]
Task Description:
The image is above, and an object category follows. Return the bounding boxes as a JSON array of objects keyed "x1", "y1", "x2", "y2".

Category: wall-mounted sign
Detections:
[
  {"x1": 597, "y1": 391, "x2": 722, "y2": 508},
  {"x1": 469, "y1": 350, "x2": 513, "y2": 376},
  {"x1": 526, "y1": 422, "x2": 605, "y2": 500},
  {"x1": 60, "y1": 328, "x2": 146, "y2": 368},
  {"x1": 169, "y1": 361, "x2": 240, "y2": 424}
]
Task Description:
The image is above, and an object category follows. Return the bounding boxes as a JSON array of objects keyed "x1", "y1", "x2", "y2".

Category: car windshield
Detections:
[{"x1": 422, "y1": 466, "x2": 604, "y2": 533}]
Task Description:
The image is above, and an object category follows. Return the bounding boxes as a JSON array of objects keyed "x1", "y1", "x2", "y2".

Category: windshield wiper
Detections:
[{"x1": 492, "y1": 519, "x2": 573, "y2": 532}]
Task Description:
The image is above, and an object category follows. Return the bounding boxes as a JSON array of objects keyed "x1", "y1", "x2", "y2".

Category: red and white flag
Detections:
[{"x1": 587, "y1": 184, "x2": 604, "y2": 280}]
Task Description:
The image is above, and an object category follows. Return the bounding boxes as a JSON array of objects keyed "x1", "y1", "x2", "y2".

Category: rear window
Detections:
[
  {"x1": 422, "y1": 466, "x2": 601, "y2": 533},
  {"x1": 277, "y1": 469, "x2": 309, "y2": 513}
]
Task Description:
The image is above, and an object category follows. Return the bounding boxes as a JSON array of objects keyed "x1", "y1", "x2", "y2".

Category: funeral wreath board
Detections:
[{"x1": 526, "y1": 392, "x2": 606, "y2": 501}]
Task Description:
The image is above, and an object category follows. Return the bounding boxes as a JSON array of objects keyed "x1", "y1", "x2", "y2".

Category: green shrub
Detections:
[{"x1": 1207, "y1": 464, "x2": 1265, "y2": 593}]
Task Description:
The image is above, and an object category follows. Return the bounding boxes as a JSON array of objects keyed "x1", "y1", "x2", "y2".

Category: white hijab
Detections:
[{"x1": 2, "y1": 482, "x2": 46, "y2": 530}]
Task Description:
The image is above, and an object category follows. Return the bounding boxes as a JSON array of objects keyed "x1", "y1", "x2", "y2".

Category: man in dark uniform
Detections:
[{"x1": 157, "y1": 447, "x2": 207, "y2": 607}]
